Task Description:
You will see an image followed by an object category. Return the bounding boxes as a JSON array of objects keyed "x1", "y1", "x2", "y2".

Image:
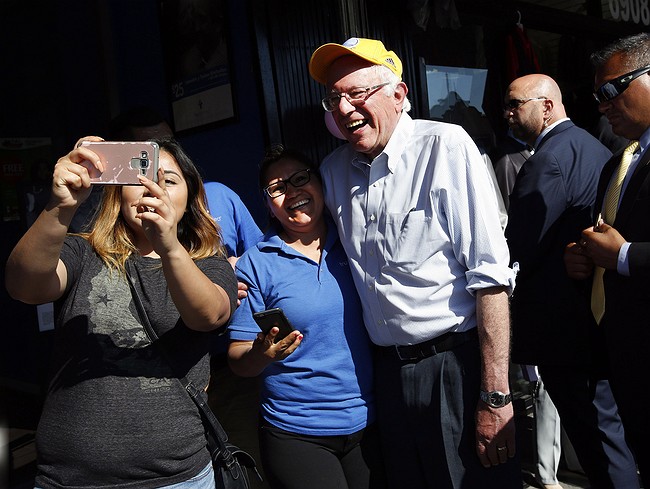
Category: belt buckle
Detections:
[{"x1": 395, "y1": 345, "x2": 419, "y2": 361}]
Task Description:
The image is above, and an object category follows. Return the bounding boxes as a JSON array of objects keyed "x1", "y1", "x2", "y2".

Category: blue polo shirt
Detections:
[
  {"x1": 229, "y1": 221, "x2": 375, "y2": 436},
  {"x1": 204, "y1": 181, "x2": 262, "y2": 257},
  {"x1": 204, "y1": 181, "x2": 262, "y2": 358}
]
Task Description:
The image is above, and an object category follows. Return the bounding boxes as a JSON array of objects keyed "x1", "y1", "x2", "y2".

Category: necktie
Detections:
[{"x1": 591, "y1": 140, "x2": 639, "y2": 324}]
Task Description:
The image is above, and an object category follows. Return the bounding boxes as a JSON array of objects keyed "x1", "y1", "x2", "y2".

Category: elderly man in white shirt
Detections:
[{"x1": 309, "y1": 38, "x2": 520, "y2": 489}]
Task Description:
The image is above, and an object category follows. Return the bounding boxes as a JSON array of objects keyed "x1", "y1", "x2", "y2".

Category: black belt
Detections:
[{"x1": 379, "y1": 328, "x2": 478, "y2": 361}]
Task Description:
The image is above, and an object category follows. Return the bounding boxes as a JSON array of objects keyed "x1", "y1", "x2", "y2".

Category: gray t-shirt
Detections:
[{"x1": 35, "y1": 235, "x2": 237, "y2": 489}]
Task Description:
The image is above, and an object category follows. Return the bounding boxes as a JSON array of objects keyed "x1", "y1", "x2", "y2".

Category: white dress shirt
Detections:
[
  {"x1": 533, "y1": 117, "x2": 570, "y2": 150},
  {"x1": 616, "y1": 125, "x2": 650, "y2": 275},
  {"x1": 320, "y1": 113, "x2": 516, "y2": 346}
]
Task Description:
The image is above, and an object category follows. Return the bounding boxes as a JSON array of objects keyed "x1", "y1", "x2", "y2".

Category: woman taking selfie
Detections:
[
  {"x1": 5, "y1": 136, "x2": 237, "y2": 489},
  {"x1": 227, "y1": 145, "x2": 385, "y2": 489}
]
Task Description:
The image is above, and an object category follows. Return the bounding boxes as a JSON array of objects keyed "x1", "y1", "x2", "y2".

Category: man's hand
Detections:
[
  {"x1": 476, "y1": 403, "x2": 516, "y2": 467},
  {"x1": 580, "y1": 223, "x2": 625, "y2": 270},
  {"x1": 564, "y1": 241, "x2": 594, "y2": 279},
  {"x1": 475, "y1": 287, "x2": 516, "y2": 467},
  {"x1": 237, "y1": 281, "x2": 248, "y2": 305}
]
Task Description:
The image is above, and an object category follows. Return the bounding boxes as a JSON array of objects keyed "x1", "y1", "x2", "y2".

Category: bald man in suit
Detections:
[
  {"x1": 566, "y1": 32, "x2": 650, "y2": 487},
  {"x1": 505, "y1": 73, "x2": 638, "y2": 489}
]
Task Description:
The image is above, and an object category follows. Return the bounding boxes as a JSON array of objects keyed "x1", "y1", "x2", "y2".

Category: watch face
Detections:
[
  {"x1": 489, "y1": 392, "x2": 505, "y2": 406},
  {"x1": 481, "y1": 390, "x2": 510, "y2": 408}
]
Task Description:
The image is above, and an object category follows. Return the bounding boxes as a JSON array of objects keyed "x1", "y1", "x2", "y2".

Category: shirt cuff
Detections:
[{"x1": 617, "y1": 242, "x2": 631, "y2": 276}]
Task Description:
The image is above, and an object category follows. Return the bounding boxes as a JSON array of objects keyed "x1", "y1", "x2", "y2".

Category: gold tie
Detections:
[{"x1": 591, "y1": 140, "x2": 639, "y2": 324}]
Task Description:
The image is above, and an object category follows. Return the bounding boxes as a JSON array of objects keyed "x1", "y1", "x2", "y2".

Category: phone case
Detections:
[
  {"x1": 252, "y1": 308, "x2": 295, "y2": 341},
  {"x1": 80, "y1": 141, "x2": 159, "y2": 184}
]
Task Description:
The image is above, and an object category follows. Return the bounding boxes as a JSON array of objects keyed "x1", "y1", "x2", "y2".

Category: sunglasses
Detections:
[
  {"x1": 593, "y1": 65, "x2": 650, "y2": 103},
  {"x1": 503, "y1": 97, "x2": 547, "y2": 112}
]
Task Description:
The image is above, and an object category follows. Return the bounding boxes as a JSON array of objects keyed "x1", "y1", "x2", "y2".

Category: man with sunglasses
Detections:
[
  {"x1": 566, "y1": 32, "x2": 650, "y2": 486},
  {"x1": 309, "y1": 38, "x2": 520, "y2": 488},
  {"x1": 503, "y1": 74, "x2": 638, "y2": 489}
]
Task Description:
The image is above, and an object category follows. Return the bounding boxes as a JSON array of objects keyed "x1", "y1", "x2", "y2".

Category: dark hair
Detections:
[
  {"x1": 258, "y1": 144, "x2": 319, "y2": 191},
  {"x1": 258, "y1": 144, "x2": 320, "y2": 231},
  {"x1": 86, "y1": 136, "x2": 224, "y2": 272},
  {"x1": 109, "y1": 106, "x2": 173, "y2": 141},
  {"x1": 154, "y1": 137, "x2": 222, "y2": 256},
  {"x1": 591, "y1": 33, "x2": 650, "y2": 71}
]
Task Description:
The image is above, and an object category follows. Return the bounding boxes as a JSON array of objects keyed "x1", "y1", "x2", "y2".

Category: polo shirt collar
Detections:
[{"x1": 257, "y1": 218, "x2": 338, "y2": 258}]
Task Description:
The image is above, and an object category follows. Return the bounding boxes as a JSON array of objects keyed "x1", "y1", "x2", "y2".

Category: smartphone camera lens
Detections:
[{"x1": 140, "y1": 159, "x2": 149, "y2": 168}]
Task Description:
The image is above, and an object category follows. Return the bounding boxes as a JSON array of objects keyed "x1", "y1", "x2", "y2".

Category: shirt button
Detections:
[{"x1": 370, "y1": 214, "x2": 376, "y2": 222}]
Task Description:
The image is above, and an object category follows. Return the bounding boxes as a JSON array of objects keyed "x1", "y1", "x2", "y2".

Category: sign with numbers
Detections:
[
  {"x1": 609, "y1": 0, "x2": 650, "y2": 26},
  {"x1": 160, "y1": 0, "x2": 236, "y2": 133}
]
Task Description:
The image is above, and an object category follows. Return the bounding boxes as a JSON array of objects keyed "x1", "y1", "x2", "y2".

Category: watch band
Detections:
[{"x1": 480, "y1": 390, "x2": 512, "y2": 408}]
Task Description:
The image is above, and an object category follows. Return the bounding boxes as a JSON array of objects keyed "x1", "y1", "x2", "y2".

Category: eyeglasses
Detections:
[
  {"x1": 593, "y1": 65, "x2": 650, "y2": 103},
  {"x1": 264, "y1": 169, "x2": 312, "y2": 198},
  {"x1": 503, "y1": 97, "x2": 547, "y2": 112},
  {"x1": 321, "y1": 82, "x2": 391, "y2": 112}
]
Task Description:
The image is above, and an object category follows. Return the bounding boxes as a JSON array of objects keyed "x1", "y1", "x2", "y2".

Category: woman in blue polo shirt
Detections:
[{"x1": 227, "y1": 145, "x2": 384, "y2": 489}]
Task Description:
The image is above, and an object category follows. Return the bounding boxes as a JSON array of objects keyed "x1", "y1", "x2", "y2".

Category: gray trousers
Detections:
[{"x1": 533, "y1": 376, "x2": 562, "y2": 485}]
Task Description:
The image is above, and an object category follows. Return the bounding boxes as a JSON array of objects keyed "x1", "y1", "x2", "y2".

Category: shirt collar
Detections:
[
  {"x1": 533, "y1": 117, "x2": 570, "y2": 150},
  {"x1": 637, "y1": 126, "x2": 650, "y2": 157},
  {"x1": 257, "y1": 218, "x2": 338, "y2": 256},
  {"x1": 351, "y1": 112, "x2": 413, "y2": 173}
]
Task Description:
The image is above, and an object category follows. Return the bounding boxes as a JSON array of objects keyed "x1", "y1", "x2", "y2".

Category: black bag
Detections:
[
  {"x1": 186, "y1": 381, "x2": 260, "y2": 489},
  {"x1": 127, "y1": 266, "x2": 261, "y2": 488},
  {"x1": 212, "y1": 442, "x2": 257, "y2": 489}
]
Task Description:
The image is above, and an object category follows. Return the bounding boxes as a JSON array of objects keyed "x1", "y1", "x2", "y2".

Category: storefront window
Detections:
[{"x1": 426, "y1": 65, "x2": 488, "y2": 118}]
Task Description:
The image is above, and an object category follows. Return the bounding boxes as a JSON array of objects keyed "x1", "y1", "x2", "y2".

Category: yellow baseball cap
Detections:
[{"x1": 309, "y1": 37, "x2": 403, "y2": 85}]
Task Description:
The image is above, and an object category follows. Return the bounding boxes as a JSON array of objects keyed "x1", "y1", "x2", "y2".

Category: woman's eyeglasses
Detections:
[
  {"x1": 264, "y1": 169, "x2": 312, "y2": 198},
  {"x1": 593, "y1": 65, "x2": 650, "y2": 103}
]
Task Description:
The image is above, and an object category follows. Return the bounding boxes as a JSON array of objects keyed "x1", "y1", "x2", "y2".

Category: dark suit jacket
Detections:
[
  {"x1": 597, "y1": 142, "x2": 650, "y2": 366},
  {"x1": 506, "y1": 120, "x2": 612, "y2": 366},
  {"x1": 491, "y1": 136, "x2": 531, "y2": 211}
]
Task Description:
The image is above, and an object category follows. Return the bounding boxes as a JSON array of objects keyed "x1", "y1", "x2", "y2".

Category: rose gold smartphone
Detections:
[{"x1": 79, "y1": 141, "x2": 159, "y2": 185}]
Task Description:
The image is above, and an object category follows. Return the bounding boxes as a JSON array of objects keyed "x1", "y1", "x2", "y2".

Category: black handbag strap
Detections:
[{"x1": 124, "y1": 264, "x2": 233, "y2": 456}]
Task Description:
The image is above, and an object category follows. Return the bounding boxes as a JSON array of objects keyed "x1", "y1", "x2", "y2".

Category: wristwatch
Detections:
[{"x1": 480, "y1": 390, "x2": 512, "y2": 408}]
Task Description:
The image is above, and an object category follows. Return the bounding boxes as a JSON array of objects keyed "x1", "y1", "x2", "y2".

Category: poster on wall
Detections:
[{"x1": 160, "y1": 0, "x2": 236, "y2": 133}]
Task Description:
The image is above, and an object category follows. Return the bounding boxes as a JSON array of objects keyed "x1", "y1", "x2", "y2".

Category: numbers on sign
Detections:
[
  {"x1": 610, "y1": 0, "x2": 650, "y2": 24},
  {"x1": 172, "y1": 83, "x2": 184, "y2": 98},
  {"x1": 641, "y1": 0, "x2": 650, "y2": 24}
]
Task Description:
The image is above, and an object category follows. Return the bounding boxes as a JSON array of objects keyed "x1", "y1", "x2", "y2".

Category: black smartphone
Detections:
[{"x1": 252, "y1": 308, "x2": 295, "y2": 341}]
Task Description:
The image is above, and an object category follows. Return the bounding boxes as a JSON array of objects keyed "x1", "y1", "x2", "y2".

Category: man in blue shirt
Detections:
[{"x1": 204, "y1": 181, "x2": 262, "y2": 258}]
